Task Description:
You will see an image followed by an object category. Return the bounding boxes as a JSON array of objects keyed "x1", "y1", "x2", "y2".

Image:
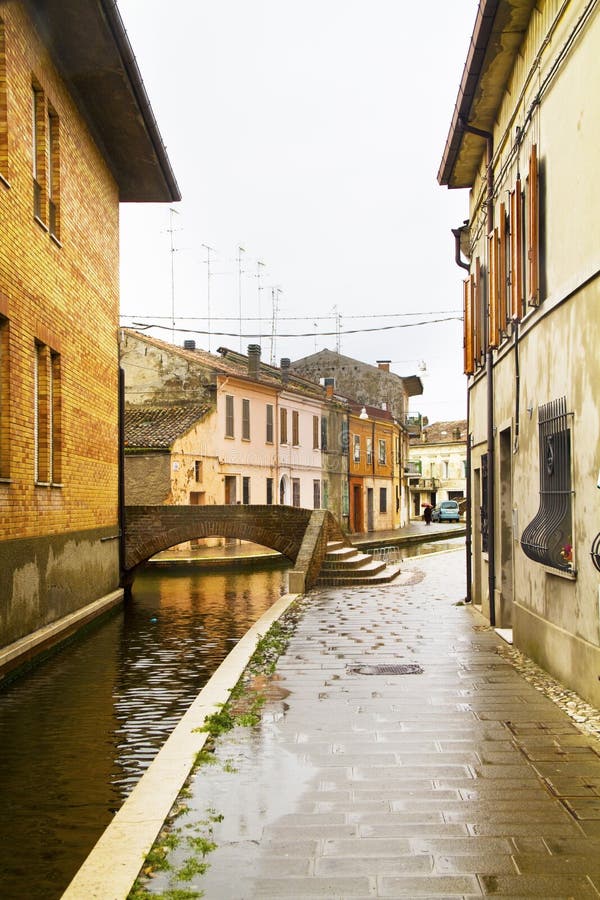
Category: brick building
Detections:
[{"x1": 0, "y1": 2, "x2": 178, "y2": 673}]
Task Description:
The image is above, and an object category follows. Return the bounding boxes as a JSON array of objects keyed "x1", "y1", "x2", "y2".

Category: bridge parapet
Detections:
[{"x1": 123, "y1": 505, "x2": 334, "y2": 576}]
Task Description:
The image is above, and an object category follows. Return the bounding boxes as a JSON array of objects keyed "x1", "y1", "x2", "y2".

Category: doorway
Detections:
[
  {"x1": 224, "y1": 475, "x2": 237, "y2": 505},
  {"x1": 499, "y1": 427, "x2": 514, "y2": 626}
]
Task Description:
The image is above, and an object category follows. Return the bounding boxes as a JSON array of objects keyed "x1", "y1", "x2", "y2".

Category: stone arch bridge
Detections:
[{"x1": 123, "y1": 505, "x2": 346, "y2": 593}]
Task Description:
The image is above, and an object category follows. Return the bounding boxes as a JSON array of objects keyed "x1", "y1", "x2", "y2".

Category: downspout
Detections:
[
  {"x1": 458, "y1": 118, "x2": 496, "y2": 624},
  {"x1": 118, "y1": 367, "x2": 127, "y2": 592},
  {"x1": 452, "y1": 224, "x2": 471, "y2": 602},
  {"x1": 513, "y1": 316, "x2": 520, "y2": 454}
]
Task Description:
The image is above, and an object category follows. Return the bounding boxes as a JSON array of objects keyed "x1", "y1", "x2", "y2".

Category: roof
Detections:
[
  {"x1": 124, "y1": 404, "x2": 210, "y2": 449},
  {"x1": 290, "y1": 348, "x2": 423, "y2": 396},
  {"x1": 121, "y1": 330, "x2": 327, "y2": 401},
  {"x1": 438, "y1": 0, "x2": 537, "y2": 188},
  {"x1": 411, "y1": 420, "x2": 468, "y2": 445},
  {"x1": 25, "y1": 0, "x2": 180, "y2": 201}
]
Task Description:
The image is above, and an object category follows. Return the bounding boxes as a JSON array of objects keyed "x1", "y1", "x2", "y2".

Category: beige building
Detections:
[
  {"x1": 439, "y1": 0, "x2": 600, "y2": 706},
  {"x1": 408, "y1": 422, "x2": 467, "y2": 519}
]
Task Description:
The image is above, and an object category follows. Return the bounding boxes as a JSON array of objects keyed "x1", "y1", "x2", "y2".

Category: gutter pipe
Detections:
[{"x1": 457, "y1": 118, "x2": 496, "y2": 625}]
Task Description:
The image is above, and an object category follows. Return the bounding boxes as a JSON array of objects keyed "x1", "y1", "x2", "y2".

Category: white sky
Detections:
[{"x1": 118, "y1": 0, "x2": 478, "y2": 424}]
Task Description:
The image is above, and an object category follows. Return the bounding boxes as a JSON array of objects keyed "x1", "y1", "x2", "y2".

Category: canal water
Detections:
[{"x1": 0, "y1": 563, "x2": 288, "y2": 900}]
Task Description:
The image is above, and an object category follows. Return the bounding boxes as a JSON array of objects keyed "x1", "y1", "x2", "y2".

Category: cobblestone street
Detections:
[{"x1": 144, "y1": 548, "x2": 600, "y2": 898}]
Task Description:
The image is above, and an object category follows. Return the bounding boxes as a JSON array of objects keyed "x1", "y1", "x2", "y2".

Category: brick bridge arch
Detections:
[{"x1": 123, "y1": 505, "x2": 346, "y2": 589}]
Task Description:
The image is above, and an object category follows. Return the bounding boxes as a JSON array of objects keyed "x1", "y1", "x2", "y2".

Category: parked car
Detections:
[{"x1": 431, "y1": 500, "x2": 461, "y2": 523}]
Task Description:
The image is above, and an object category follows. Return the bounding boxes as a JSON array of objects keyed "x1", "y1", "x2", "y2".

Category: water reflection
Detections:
[{"x1": 0, "y1": 564, "x2": 287, "y2": 900}]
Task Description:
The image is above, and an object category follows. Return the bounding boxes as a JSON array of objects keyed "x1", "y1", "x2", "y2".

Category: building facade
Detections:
[
  {"x1": 439, "y1": 0, "x2": 600, "y2": 706},
  {"x1": 291, "y1": 349, "x2": 421, "y2": 527},
  {"x1": 348, "y1": 404, "x2": 399, "y2": 534},
  {"x1": 0, "y1": 2, "x2": 178, "y2": 664},
  {"x1": 408, "y1": 421, "x2": 467, "y2": 519}
]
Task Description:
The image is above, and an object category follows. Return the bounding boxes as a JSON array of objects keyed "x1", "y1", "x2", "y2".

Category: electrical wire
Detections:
[
  {"x1": 120, "y1": 309, "x2": 461, "y2": 322},
  {"x1": 130, "y1": 316, "x2": 462, "y2": 339}
]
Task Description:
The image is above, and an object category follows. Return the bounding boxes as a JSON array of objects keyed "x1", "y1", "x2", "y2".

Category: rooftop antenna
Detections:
[
  {"x1": 333, "y1": 305, "x2": 341, "y2": 353},
  {"x1": 256, "y1": 260, "x2": 266, "y2": 344},
  {"x1": 269, "y1": 286, "x2": 282, "y2": 365},
  {"x1": 167, "y1": 207, "x2": 180, "y2": 342},
  {"x1": 201, "y1": 243, "x2": 216, "y2": 352},
  {"x1": 237, "y1": 245, "x2": 245, "y2": 352}
]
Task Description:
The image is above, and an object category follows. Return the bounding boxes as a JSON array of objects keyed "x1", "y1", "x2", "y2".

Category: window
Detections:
[
  {"x1": 0, "y1": 20, "x2": 7, "y2": 183},
  {"x1": 292, "y1": 478, "x2": 301, "y2": 507},
  {"x1": 0, "y1": 311, "x2": 9, "y2": 478},
  {"x1": 521, "y1": 397, "x2": 574, "y2": 572},
  {"x1": 32, "y1": 84, "x2": 45, "y2": 222},
  {"x1": 266, "y1": 403, "x2": 274, "y2": 443},
  {"x1": 313, "y1": 479, "x2": 321, "y2": 509},
  {"x1": 342, "y1": 481, "x2": 349, "y2": 517},
  {"x1": 312, "y1": 415, "x2": 319, "y2": 449},
  {"x1": 34, "y1": 341, "x2": 61, "y2": 484},
  {"x1": 321, "y1": 416, "x2": 328, "y2": 451},
  {"x1": 341, "y1": 419, "x2": 348, "y2": 455},
  {"x1": 366, "y1": 437, "x2": 373, "y2": 465},
  {"x1": 379, "y1": 487, "x2": 387, "y2": 513},
  {"x1": 242, "y1": 476, "x2": 250, "y2": 504},
  {"x1": 225, "y1": 394, "x2": 234, "y2": 437},
  {"x1": 292, "y1": 409, "x2": 299, "y2": 446},
  {"x1": 194, "y1": 460, "x2": 203, "y2": 482},
  {"x1": 266, "y1": 477, "x2": 273, "y2": 505},
  {"x1": 47, "y1": 105, "x2": 60, "y2": 240},
  {"x1": 443, "y1": 460, "x2": 449, "y2": 479},
  {"x1": 480, "y1": 453, "x2": 488, "y2": 554},
  {"x1": 353, "y1": 434, "x2": 360, "y2": 462},
  {"x1": 323, "y1": 479, "x2": 329, "y2": 509},
  {"x1": 280, "y1": 407, "x2": 288, "y2": 444},
  {"x1": 242, "y1": 398, "x2": 250, "y2": 440},
  {"x1": 378, "y1": 439, "x2": 387, "y2": 465}
]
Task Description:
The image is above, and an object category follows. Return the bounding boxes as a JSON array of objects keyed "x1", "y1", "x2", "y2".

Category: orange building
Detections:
[
  {"x1": 0, "y1": 2, "x2": 178, "y2": 674},
  {"x1": 348, "y1": 404, "x2": 399, "y2": 534}
]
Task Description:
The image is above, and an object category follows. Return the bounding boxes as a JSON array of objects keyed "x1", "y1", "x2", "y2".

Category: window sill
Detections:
[
  {"x1": 51, "y1": 482, "x2": 63, "y2": 489},
  {"x1": 50, "y1": 232, "x2": 62, "y2": 248},
  {"x1": 543, "y1": 565, "x2": 576, "y2": 581},
  {"x1": 224, "y1": 434, "x2": 235, "y2": 440},
  {"x1": 34, "y1": 214, "x2": 48, "y2": 232},
  {"x1": 35, "y1": 481, "x2": 51, "y2": 487},
  {"x1": 0, "y1": 173, "x2": 10, "y2": 189},
  {"x1": 0, "y1": 477, "x2": 11, "y2": 484}
]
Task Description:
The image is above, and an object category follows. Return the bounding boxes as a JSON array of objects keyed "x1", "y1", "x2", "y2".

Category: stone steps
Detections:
[{"x1": 315, "y1": 542, "x2": 401, "y2": 587}]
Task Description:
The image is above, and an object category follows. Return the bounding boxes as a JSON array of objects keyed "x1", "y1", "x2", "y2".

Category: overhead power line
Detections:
[
  {"x1": 120, "y1": 309, "x2": 461, "y2": 322},
  {"x1": 130, "y1": 316, "x2": 462, "y2": 340}
]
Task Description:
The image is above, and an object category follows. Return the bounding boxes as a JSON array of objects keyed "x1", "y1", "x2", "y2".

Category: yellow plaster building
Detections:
[{"x1": 439, "y1": 0, "x2": 600, "y2": 706}]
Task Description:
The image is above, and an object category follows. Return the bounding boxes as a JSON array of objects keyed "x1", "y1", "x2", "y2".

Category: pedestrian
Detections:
[{"x1": 423, "y1": 504, "x2": 432, "y2": 526}]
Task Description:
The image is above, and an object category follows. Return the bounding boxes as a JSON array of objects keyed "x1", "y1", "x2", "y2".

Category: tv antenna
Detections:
[{"x1": 201, "y1": 243, "x2": 216, "y2": 352}]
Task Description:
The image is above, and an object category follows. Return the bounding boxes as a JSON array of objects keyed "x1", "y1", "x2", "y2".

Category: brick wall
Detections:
[
  {"x1": 0, "y1": 3, "x2": 120, "y2": 539},
  {"x1": 0, "y1": 3, "x2": 121, "y2": 645}
]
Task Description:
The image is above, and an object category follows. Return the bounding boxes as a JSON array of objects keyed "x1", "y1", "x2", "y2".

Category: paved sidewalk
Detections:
[{"x1": 144, "y1": 549, "x2": 600, "y2": 899}]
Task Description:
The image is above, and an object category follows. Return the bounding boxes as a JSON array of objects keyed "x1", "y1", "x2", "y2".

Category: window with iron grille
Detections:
[
  {"x1": 480, "y1": 453, "x2": 488, "y2": 554},
  {"x1": 521, "y1": 397, "x2": 574, "y2": 571}
]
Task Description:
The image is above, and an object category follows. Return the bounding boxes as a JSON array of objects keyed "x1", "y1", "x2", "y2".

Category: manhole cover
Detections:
[{"x1": 348, "y1": 664, "x2": 424, "y2": 676}]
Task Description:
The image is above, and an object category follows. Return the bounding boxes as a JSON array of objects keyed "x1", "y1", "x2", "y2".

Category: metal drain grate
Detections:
[{"x1": 349, "y1": 663, "x2": 424, "y2": 676}]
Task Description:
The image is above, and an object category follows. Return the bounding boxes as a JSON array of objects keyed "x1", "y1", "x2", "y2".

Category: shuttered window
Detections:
[
  {"x1": 488, "y1": 229, "x2": 500, "y2": 349},
  {"x1": 292, "y1": 410, "x2": 299, "y2": 446},
  {"x1": 528, "y1": 144, "x2": 539, "y2": 308},
  {"x1": 499, "y1": 202, "x2": 509, "y2": 334},
  {"x1": 266, "y1": 403, "x2": 273, "y2": 443},
  {"x1": 225, "y1": 394, "x2": 234, "y2": 437},
  {"x1": 242, "y1": 398, "x2": 250, "y2": 440},
  {"x1": 312, "y1": 415, "x2": 319, "y2": 449},
  {"x1": 280, "y1": 407, "x2": 288, "y2": 444},
  {"x1": 463, "y1": 277, "x2": 474, "y2": 375},
  {"x1": 510, "y1": 178, "x2": 524, "y2": 319}
]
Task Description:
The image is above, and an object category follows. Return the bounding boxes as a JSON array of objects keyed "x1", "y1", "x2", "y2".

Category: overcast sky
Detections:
[{"x1": 118, "y1": 0, "x2": 478, "y2": 424}]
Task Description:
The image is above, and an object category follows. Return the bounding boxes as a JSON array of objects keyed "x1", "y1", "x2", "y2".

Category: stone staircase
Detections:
[{"x1": 315, "y1": 540, "x2": 402, "y2": 587}]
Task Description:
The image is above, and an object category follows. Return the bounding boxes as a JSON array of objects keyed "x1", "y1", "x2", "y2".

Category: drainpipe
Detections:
[
  {"x1": 513, "y1": 316, "x2": 520, "y2": 454},
  {"x1": 458, "y1": 118, "x2": 496, "y2": 625},
  {"x1": 451, "y1": 227, "x2": 470, "y2": 272}
]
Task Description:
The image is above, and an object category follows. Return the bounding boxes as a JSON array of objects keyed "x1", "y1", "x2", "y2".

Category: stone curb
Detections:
[{"x1": 61, "y1": 590, "x2": 300, "y2": 900}]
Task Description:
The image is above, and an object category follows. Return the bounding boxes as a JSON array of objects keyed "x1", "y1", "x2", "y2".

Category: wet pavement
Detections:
[{"x1": 142, "y1": 548, "x2": 600, "y2": 898}]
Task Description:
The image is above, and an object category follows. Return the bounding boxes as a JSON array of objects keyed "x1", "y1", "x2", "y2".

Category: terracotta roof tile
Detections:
[{"x1": 124, "y1": 404, "x2": 210, "y2": 449}]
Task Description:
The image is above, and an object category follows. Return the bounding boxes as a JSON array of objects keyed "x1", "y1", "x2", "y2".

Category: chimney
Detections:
[
  {"x1": 280, "y1": 357, "x2": 290, "y2": 385},
  {"x1": 183, "y1": 339, "x2": 196, "y2": 351},
  {"x1": 247, "y1": 344, "x2": 261, "y2": 378},
  {"x1": 377, "y1": 360, "x2": 391, "y2": 372}
]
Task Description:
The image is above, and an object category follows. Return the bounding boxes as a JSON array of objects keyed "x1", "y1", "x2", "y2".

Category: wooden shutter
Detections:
[
  {"x1": 463, "y1": 277, "x2": 474, "y2": 375},
  {"x1": 510, "y1": 179, "x2": 524, "y2": 319},
  {"x1": 474, "y1": 258, "x2": 483, "y2": 363},
  {"x1": 528, "y1": 144, "x2": 539, "y2": 307},
  {"x1": 488, "y1": 229, "x2": 500, "y2": 349},
  {"x1": 499, "y1": 202, "x2": 508, "y2": 332}
]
